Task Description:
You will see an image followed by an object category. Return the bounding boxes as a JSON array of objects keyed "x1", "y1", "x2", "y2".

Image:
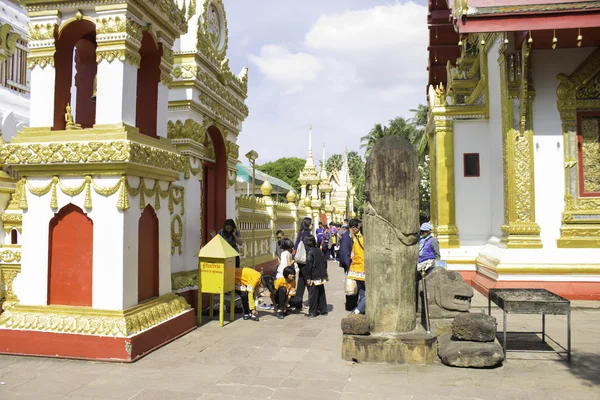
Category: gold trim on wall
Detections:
[{"x1": 556, "y1": 48, "x2": 600, "y2": 248}]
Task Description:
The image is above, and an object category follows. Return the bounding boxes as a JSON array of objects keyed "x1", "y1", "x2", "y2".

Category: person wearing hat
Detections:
[{"x1": 417, "y1": 222, "x2": 440, "y2": 275}]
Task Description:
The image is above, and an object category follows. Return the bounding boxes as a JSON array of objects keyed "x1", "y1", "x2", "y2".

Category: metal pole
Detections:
[{"x1": 252, "y1": 160, "x2": 256, "y2": 269}]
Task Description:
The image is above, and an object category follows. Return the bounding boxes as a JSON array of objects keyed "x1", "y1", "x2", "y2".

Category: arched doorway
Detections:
[
  {"x1": 138, "y1": 204, "x2": 159, "y2": 302},
  {"x1": 53, "y1": 19, "x2": 97, "y2": 130},
  {"x1": 48, "y1": 203, "x2": 93, "y2": 306},
  {"x1": 202, "y1": 126, "x2": 227, "y2": 245},
  {"x1": 136, "y1": 31, "x2": 162, "y2": 138}
]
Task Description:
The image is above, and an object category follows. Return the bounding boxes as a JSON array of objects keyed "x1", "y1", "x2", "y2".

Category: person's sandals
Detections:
[
  {"x1": 250, "y1": 314, "x2": 260, "y2": 322},
  {"x1": 243, "y1": 314, "x2": 250, "y2": 320},
  {"x1": 277, "y1": 311, "x2": 284, "y2": 320}
]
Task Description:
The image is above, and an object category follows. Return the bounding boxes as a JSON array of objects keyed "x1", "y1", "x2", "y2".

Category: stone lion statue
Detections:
[{"x1": 418, "y1": 267, "x2": 474, "y2": 318}]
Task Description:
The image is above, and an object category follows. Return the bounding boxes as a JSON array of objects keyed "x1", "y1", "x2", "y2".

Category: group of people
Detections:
[{"x1": 210, "y1": 216, "x2": 440, "y2": 322}]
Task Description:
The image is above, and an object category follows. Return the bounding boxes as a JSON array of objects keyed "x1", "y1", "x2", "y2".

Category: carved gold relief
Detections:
[
  {"x1": 0, "y1": 250, "x2": 21, "y2": 263},
  {"x1": 199, "y1": 93, "x2": 241, "y2": 126},
  {"x1": 171, "y1": 214, "x2": 183, "y2": 255},
  {"x1": 96, "y1": 48, "x2": 141, "y2": 68},
  {"x1": 167, "y1": 119, "x2": 207, "y2": 143},
  {"x1": 0, "y1": 292, "x2": 190, "y2": 337},
  {"x1": 172, "y1": 270, "x2": 197, "y2": 290},
  {"x1": 1, "y1": 265, "x2": 20, "y2": 311},
  {"x1": 1, "y1": 141, "x2": 183, "y2": 174},
  {"x1": 28, "y1": 22, "x2": 55, "y2": 41},
  {"x1": 580, "y1": 117, "x2": 600, "y2": 194},
  {"x1": 498, "y1": 42, "x2": 541, "y2": 248},
  {"x1": 227, "y1": 141, "x2": 239, "y2": 160},
  {"x1": 199, "y1": 71, "x2": 249, "y2": 118},
  {"x1": 556, "y1": 48, "x2": 600, "y2": 248}
]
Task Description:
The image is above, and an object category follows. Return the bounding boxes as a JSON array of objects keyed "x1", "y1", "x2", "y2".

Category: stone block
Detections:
[
  {"x1": 341, "y1": 314, "x2": 370, "y2": 335},
  {"x1": 437, "y1": 333, "x2": 504, "y2": 368},
  {"x1": 452, "y1": 312, "x2": 497, "y2": 342},
  {"x1": 342, "y1": 331, "x2": 438, "y2": 364}
]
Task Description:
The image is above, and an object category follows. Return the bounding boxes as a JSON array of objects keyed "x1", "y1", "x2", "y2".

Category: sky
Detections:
[{"x1": 223, "y1": 0, "x2": 429, "y2": 165}]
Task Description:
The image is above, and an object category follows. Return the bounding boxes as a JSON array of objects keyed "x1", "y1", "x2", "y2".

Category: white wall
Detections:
[
  {"x1": 454, "y1": 120, "x2": 491, "y2": 244},
  {"x1": 531, "y1": 48, "x2": 595, "y2": 248},
  {"x1": 487, "y1": 40, "x2": 504, "y2": 238}
]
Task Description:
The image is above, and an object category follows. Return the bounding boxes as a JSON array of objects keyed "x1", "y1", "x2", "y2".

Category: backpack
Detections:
[{"x1": 295, "y1": 240, "x2": 307, "y2": 264}]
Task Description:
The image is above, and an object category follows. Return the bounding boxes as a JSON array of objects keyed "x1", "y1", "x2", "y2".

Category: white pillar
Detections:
[
  {"x1": 29, "y1": 66, "x2": 56, "y2": 127},
  {"x1": 95, "y1": 59, "x2": 138, "y2": 126},
  {"x1": 156, "y1": 82, "x2": 169, "y2": 138},
  {"x1": 70, "y1": 49, "x2": 77, "y2": 119}
]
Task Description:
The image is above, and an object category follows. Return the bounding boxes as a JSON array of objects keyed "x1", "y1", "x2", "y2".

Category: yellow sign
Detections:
[{"x1": 197, "y1": 235, "x2": 238, "y2": 327}]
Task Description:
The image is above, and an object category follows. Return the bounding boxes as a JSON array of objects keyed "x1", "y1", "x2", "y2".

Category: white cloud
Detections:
[
  {"x1": 248, "y1": 45, "x2": 323, "y2": 94},
  {"x1": 305, "y1": 2, "x2": 426, "y2": 53},
  {"x1": 236, "y1": 1, "x2": 429, "y2": 162}
]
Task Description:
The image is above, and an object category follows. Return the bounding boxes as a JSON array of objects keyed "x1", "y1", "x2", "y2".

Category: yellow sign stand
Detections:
[{"x1": 197, "y1": 235, "x2": 238, "y2": 327}]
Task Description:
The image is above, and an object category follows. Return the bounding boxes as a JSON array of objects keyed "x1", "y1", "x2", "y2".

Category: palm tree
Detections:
[
  {"x1": 360, "y1": 123, "x2": 388, "y2": 157},
  {"x1": 409, "y1": 104, "x2": 429, "y2": 158}
]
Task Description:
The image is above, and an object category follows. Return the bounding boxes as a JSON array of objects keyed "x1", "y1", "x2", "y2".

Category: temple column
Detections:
[
  {"x1": 27, "y1": 16, "x2": 60, "y2": 128},
  {"x1": 432, "y1": 117, "x2": 460, "y2": 248},
  {"x1": 498, "y1": 43, "x2": 542, "y2": 248},
  {"x1": 94, "y1": 13, "x2": 142, "y2": 126}
]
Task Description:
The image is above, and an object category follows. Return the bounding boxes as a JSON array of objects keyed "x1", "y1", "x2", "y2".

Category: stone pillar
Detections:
[
  {"x1": 432, "y1": 117, "x2": 460, "y2": 248},
  {"x1": 94, "y1": 14, "x2": 142, "y2": 126},
  {"x1": 364, "y1": 137, "x2": 420, "y2": 333}
]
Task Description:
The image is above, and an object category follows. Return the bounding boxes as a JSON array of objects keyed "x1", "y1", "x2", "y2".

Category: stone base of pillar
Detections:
[
  {"x1": 0, "y1": 308, "x2": 195, "y2": 362},
  {"x1": 342, "y1": 329, "x2": 438, "y2": 364},
  {"x1": 0, "y1": 293, "x2": 196, "y2": 362}
]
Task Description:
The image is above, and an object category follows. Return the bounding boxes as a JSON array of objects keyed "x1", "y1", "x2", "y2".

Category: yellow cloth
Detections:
[
  {"x1": 348, "y1": 232, "x2": 365, "y2": 281},
  {"x1": 274, "y1": 277, "x2": 297, "y2": 296},
  {"x1": 235, "y1": 268, "x2": 261, "y2": 311}
]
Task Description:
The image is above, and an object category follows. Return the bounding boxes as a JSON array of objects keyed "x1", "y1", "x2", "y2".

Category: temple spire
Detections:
[{"x1": 308, "y1": 124, "x2": 313, "y2": 159}]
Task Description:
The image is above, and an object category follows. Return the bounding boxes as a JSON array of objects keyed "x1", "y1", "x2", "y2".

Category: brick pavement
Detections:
[{"x1": 0, "y1": 262, "x2": 599, "y2": 400}]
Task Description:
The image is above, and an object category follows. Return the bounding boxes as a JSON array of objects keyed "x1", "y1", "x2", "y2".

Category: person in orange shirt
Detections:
[
  {"x1": 235, "y1": 267, "x2": 262, "y2": 321},
  {"x1": 347, "y1": 219, "x2": 365, "y2": 315},
  {"x1": 273, "y1": 266, "x2": 297, "y2": 319}
]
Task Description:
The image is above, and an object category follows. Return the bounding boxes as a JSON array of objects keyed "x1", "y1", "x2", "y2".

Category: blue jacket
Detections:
[{"x1": 339, "y1": 230, "x2": 353, "y2": 269}]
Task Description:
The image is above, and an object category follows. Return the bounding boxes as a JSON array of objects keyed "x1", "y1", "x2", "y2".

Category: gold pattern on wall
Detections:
[
  {"x1": 199, "y1": 93, "x2": 241, "y2": 126},
  {"x1": 171, "y1": 270, "x2": 197, "y2": 290},
  {"x1": 167, "y1": 119, "x2": 207, "y2": 143},
  {"x1": 1, "y1": 265, "x2": 20, "y2": 311},
  {"x1": 0, "y1": 292, "x2": 190, "y2": 337},
  {"x1": 96, "y1": 48, "x2": 141, "y2": 68},
  {"x1": 227, "y1": 141, "x2": 239, "y2": 160},
  {"x1": 1, "y1": 140, "x2": 184, "y2": 174},
  {"x1": 199, "y1": 71, "x2": 249, "y2": 118},
  {"x1": 0, "y1": 23, "x2": 20, "y2": 62},
  {"x1": 171, "y1": 214, "x2": 183, "y2": 255},
  {"x1": 556, "y1": 48, "x2": 600, "y2": 248},
  {"x1": 0, "y1": 249, "x2": 21, "y2": 263},
  {"x1": 28, "y1": 22, "x2": 55, "y2": 41},
  {"x1": 172, "y1": 64, "x2": 199, "y2": 79},
  {"x1": 183, "y1": 156, "x2": 202, "y2": 180},
  {"x1": 580, "y1": 117, "x2": 600, "y2": 194},
  {"x1": 95, "y1": 17, "x2": 143, "y2": 43},
  {"x1": 27, "y1": 53, "x2": 55, "y2": 69},
  {"x1": 19, "y1": 175, "x2": 185, "y2": 213},
  {"x1": 196, "y1": 0, "x2": 228, "y2": 63}
]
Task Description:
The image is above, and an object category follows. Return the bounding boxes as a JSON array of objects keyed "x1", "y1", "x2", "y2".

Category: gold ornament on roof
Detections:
[
  {"x1": 286, "y1": 189, "x2": 297, "y2": 203},
  {"x1": 260, "y1": 178, "x2": 273, "y2": 197}
]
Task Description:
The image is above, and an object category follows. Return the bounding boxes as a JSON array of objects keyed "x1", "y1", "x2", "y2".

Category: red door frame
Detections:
[{"x1": 202, "y1": 126, "x2": 227, "y2": 245}]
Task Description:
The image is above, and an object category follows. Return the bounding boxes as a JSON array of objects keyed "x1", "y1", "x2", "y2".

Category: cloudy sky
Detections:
[{"x1": 223, "y1": 0, "x2": 429, "y2": 164}]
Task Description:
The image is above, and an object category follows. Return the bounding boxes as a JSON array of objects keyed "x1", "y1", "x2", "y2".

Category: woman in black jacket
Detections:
[
  {"x1": 304, "y1": 235, "x2": 328, "y2": 317},
  {"x1": 291, "y1": 217, "x2": 312, "y2": 311}
]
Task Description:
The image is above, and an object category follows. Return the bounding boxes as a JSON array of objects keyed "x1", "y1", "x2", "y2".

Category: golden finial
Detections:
[
  {"x1": 260, "y1": 177, "x2": 273, "y2": 197},
  {"x1": 552, "y1": 30, "x2": 558, "y2": 49}
]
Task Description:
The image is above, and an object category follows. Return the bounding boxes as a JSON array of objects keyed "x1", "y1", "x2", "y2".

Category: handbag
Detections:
[
  {"x1": 345, "y1": 276, "x2": 358, "y2": 296},
  {"x1": 295, "y1": 241, "x2": 307, "y2": 264}
]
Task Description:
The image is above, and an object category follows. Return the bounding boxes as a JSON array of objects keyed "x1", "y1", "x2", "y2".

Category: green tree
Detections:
[
  {"x1": 324, "y1": 154, "x2": 343, "y2": 174},
  {"x1": 348, "y1": 151, "x2": 366, "y2": 214},
  {"x1": 257, "y1": 157, "x2": 305, "y2": 195},
  {"x1": 409, "y1": 104, "x2": 429, "y2": 158}
]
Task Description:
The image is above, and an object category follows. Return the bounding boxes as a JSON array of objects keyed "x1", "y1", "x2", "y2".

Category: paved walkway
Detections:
[{"x1": 0, "y1": 262, "x2": 599, "y2": 400}]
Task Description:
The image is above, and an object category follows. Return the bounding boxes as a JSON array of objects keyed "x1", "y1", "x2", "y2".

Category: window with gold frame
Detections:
[{"x1": 577, "y1": 112, "x2": 600, "y2": 197}]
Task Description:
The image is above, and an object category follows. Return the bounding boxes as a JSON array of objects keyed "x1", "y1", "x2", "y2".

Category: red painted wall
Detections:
[
  {"x1": 74, "y1": 37, "x2": 97, "y2": 129},
  {"x1": 138, "y1": 205, "x2": 159, "y2": 303},
  {"x1": 48, "y1": 204, "x2": 93, "y2": 307}
]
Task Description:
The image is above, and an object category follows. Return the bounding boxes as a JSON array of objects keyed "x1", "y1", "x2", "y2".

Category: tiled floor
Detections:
[{"x1": 1, "y1": 262, "x2": 598, "y2": 399}]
